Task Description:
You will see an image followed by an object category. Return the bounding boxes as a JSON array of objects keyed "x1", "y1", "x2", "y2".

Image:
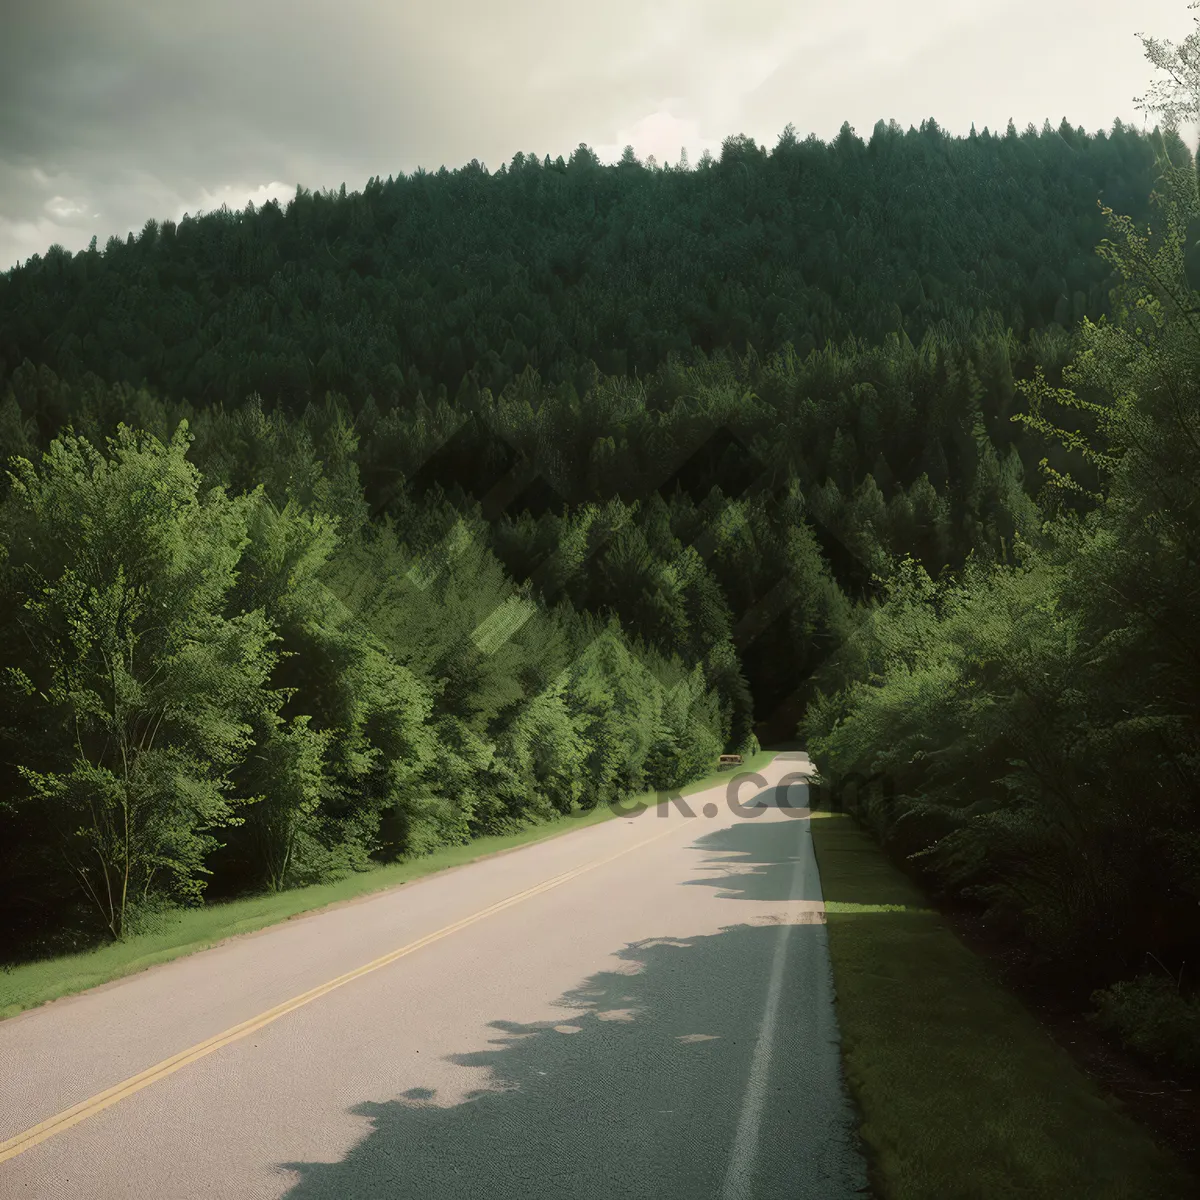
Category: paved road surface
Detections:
[{"x1": 0, "y1": 756, "x2": 868, "y2": 1198}]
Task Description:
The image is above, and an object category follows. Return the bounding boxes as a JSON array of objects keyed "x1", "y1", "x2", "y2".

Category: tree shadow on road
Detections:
[
  {"x1": 680, "y1": 801, "x2": 825, "y2": 906},
  {"x1": 279, "y1": 816, "x2": 866, "y2": 1200}
]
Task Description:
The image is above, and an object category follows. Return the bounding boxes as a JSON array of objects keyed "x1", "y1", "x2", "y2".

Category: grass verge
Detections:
[
  {"x1": 0, "y1": 751, "x2": 774, "y2": 1021},
  {"x1": 808, "y1": 810, "x2": 1197, "y2": 1200}
]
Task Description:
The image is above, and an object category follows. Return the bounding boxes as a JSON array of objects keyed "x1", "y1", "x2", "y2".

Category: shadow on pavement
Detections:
[
  {"x1": 721, "y1": 775, "x2": 812, "y2": 813},
  {"x1": 279, "y1": 808, "x2": 866, "y2": 1200},
  {"x1": 680, "y1": 808, "x2": 825, "y2": 907}
]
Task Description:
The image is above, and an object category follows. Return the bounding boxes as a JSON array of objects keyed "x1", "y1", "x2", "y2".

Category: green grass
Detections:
[
  {"x1": 0, "y1": 751, "x2": 774, "y2": 1022},
  {"x1": 809, "y1": 811, "x2": 1196, "y2": 1199}
]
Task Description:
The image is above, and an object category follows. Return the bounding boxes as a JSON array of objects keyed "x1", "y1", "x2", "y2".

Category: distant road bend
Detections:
[{"x1": 0, "y1": 755, "x2": 868, "y2": 1199}]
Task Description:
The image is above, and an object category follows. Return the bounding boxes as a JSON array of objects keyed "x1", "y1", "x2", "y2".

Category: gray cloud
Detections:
[{"x1": 0, "y1": 0, "x2": 1188, "y2": 271}]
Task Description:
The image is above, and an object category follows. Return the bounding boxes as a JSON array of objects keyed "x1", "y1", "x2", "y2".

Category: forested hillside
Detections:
[
  {"x1": 1, "y1": 116, "x2": 1197, "y2": 1075},
  {"x1": 0, "y1": 118, "x2": 1167, "y2": 410}
]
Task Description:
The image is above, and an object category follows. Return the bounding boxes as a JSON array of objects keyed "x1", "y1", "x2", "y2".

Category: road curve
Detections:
[{"x1": 0, "y1": 756, "x2": 868, "y2": 1198}]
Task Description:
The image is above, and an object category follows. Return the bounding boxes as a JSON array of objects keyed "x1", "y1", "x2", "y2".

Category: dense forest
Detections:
[{"x1": 1, "y1": 112, "x2": 1198, "y2": 1073}]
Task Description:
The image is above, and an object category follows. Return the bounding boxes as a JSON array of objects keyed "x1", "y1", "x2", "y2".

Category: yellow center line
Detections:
[{"x1": 0, "y1": 812, "x2": 695, "y2": 1165}]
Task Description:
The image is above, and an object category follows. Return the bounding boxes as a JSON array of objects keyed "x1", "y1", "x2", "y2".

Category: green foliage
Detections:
[
  {"x1": 0, "y1": 410, "x2": 738, "y2": 958},
  {"x1": 1089, "y1": 974, "x2": 1200, "y2": 1072},
  {"x1": 806, "y1": 147, "x2": 1200, "y2": 1073},
  {"x1": 0, "y1": 122, "x2": 1159, "y2": 409},
  {"x1": 563, "y1": 624, "x2": 660, "y2": 808},
  {"x1": 216, "y1": 494, "x2": 440, "y2": 890},
  {"x1": 643, "y1": 662, "x2": 725, "y2": 790},
  {"x1": 494, "y1": 671, "x2": 588, "y2": 818},
  {"x1": 0, "y1": 424, "x2": 276, "y2": 939}
]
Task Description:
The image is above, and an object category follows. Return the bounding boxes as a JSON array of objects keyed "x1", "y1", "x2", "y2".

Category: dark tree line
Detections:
[{"x1": 0, "y1": 118, "x2": 1169, "y2": 414}]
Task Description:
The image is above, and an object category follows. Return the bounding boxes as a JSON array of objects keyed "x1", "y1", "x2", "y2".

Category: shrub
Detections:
[{"x1": 1088, "y1": 973, "x2": 1200, "y2": 1073}]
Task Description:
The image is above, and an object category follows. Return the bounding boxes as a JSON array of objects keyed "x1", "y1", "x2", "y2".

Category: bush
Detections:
[{"x1": 1088, "y1": 973, "x2": 1200, "y2": 1073}]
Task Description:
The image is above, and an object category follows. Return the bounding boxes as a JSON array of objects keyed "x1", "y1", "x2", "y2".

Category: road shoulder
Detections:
[{"x1": 809, "y1": 811, "x2": 1197, "y2": 1200}]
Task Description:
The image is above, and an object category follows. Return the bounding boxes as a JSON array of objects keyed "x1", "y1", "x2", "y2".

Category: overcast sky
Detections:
[{"x1": 0, "y1": 0, "x2": 1193, "y2": 272}]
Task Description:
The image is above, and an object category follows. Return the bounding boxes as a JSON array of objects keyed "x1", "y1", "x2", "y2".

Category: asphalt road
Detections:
[{"x1": 0, "y1": 756, "x2": 868, "y2": 1199}]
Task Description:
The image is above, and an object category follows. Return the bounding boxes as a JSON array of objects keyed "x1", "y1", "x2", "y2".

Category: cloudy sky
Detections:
[{"x1": 0, "y1": 0, "x2": 1193, "y2": 272}]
